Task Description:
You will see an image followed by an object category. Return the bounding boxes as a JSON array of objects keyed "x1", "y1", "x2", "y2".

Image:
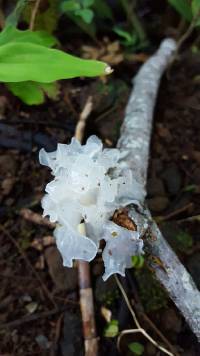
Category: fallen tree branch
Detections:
[{"x1": 117, "y1": 39, "x2": 200, "y2": 341}]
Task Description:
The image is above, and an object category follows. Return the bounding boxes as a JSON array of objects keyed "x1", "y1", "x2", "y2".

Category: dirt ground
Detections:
[{"x1": 0, "y1": 48, "x2": 200, "y2": 355}]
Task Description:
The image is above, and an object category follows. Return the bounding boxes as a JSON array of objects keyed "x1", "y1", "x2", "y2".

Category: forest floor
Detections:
[{"x1": 0, "y1": 43, "x2": 200, "y2": 355}]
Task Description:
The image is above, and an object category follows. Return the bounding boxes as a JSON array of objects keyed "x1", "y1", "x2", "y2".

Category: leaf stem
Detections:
[
  {"x1": 6, "y1": 0, "x2": 29, "y2": 27},
  {"x1": 120, "y1": 0, "x2": 147, "y2": 44}
]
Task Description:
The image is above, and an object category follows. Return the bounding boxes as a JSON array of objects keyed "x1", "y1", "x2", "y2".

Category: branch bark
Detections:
[{"x1": 117, "y1": 39, "x2": 200, "y2": 341}]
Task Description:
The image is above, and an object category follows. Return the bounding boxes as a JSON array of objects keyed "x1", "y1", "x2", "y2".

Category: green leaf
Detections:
[
  {"x1": 7, "y1": 81, "x2": 45, "y2": 105},
  {"x1": 192, "y1": 0, "x2": 200, "y2": 25},
  {"x1": 183, "y1": 184, "x2": 197, "y2": 192},
  {"x1": 76, "y1": 8, "x2": 94, "y2": 23},
  {"x1": 114, "y1": 27, "x2": 133, "y2": 42},
  {"x1": 104, "y1": 320, "x2": 119, "y2": 338},
  {"x1": 7, "y1": 81, "x2": 59, "y2": 105},
  {"x1": 61, "y1": 7, "x2": 96, "y2": 38},
  {"x1": 61, "y1": 1, "x2": 81, "y2": 12},
  {"x1": 131, "y1": 255, "x2": 144, "y2": 269},
  {"x1": 0, "y1": 25, "x2": 57, "y2": 48},
  {"x1": 192, "y1": 0, "x2": 200, "y2": 15},
  {"x1": 128, "y1": 342, "x2": 144, "y2": 355},
  {"x1": 92, "y1": 0, "x2": 113, "y2": 20},
  {"x1": 0, "y1": 42, "x2": 110, "y2": 83},
  {"x1": 114, "y1": 26, "x2": 137, "y2": 47},
  {"x1": 168, "y1": 0, "x2": 193, "y2": 22},
  {"x1": 6, "y1": 0, "x2": 29, "y2": 27},
  {"x1": 82, "y1": 0, "x2": 95, "y2": 7}
]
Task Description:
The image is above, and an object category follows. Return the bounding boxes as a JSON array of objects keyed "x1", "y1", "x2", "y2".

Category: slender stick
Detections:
[
  {"x1": 115, "y1": 276, "x2": 176, "y2": 356},
  {"x1": 75, "y1": 96, "x2": 93, "y2": 141},
  {"x1": 117, "y1": 38, "x2": 200, "y2": 341},
  {"x1": 29, "y1": 0, "x2": 42, "y2": 31},
  {"x1": 75, "y1": 98, "x2": 98, "y2": 356}
]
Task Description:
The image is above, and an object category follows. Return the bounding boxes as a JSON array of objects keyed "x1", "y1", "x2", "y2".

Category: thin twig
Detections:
[
  {"x1": 169, "y1": 11, "x2": 200, "y2": 67},
  {"x1": 126, "y1": 271, "x2": 178, "y2": 355},
  {"x1": 115, "y1": 275, "x2": 175, "y2": 356},
  {"x1": 120, "y1": 0, "x2": 147, "y2": 44},
  {"x1": 29, "y1": 0, "x2": 41, "y2": 30},
  {"x1": 0, "y1": 8, "x2": 5, "y2": 29},
  {"x1": 0, "y1": 224, "x2": 57, "y2": 309},
  {"x1": 155, "y1": 203, "x2": 194, "y2": 222},
  {"x1": 75, "y1": 96, "x2": 93, "y2": 142},
  {"x1": 75, "y1": 98, "x2": 98, "y2": 356},
  {"x1": 0, "y1": 307, "x2": 66, "y2": 329},
  {"x1": 19, "y1": 208, "x2": 56, "y2": 228}
]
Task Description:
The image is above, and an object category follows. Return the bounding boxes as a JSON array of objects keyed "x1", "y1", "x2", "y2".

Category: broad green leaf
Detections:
[
  {"x1": 104, "y1": 320, "x2": 119, "y2": 338},
  {"x1": 0, "y1": 42, "x2": 111, "y2": 83},
  {"x1": 7, "y1": 81, "x2": 45, "y2": 105},
  {"x1": 128, "y1": 342, "x2": 144, "y2": 355},
  {"x1": 192, "y1": 0, "x2": 200, "y2": 15},
  {"x1": 60, "y1": 2, "x2": 96, "y2": 38},
  {"x1": 168, "y1": 0, "x2": 193, "y2": 22},
  {"x1": 192, "y1": 0, "x2": 200, "y2": 25},
  {"x1": 61, "y1": 1, "x2": 81, "y2": 12},
  {"x1": 93, "y1": 0, "x2": 114, "y2": 20},
  {"x1": 82, "y1": 0, "x2": 95, "y2": 7},
  {"x1": 76, "y1": 8, "x2": 94, "y2": 23},
  {"x1": 7, "y1": 81, "x2": 59, "y2": 105},
  {"x1": 0, "y1": 25, "x2": 57, "y2": 47}
]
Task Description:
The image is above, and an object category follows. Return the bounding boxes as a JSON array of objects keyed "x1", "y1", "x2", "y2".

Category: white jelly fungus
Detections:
[{"x1": 39, "y1": 135, "x2": 144, "y2": 280}]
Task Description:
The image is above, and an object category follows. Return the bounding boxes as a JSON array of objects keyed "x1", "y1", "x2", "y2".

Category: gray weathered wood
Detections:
[{"x1": 118, "y1": 39, "x2": 200, "y2": 341}]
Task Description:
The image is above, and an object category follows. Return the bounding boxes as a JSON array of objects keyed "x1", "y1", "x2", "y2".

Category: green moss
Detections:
[{"x1": 135, "y1": 267, "x2": 168, "y2": 312}]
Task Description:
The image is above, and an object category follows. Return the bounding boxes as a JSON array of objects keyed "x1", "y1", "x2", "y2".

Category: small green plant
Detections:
[
  {"x1": 104, "y1": 319, "x2": 119, "y2": 338},
  {"x1": 0, "y1": 0, "x2": 111, "y2": 105},
  {"x1": 168, "y1": 0, "x2": 200, "y2": 26},
  {"x1": 113, "y1": 26, "x2": 138, "y2": 47},
  {"x1": 175, "y1": 231, "x2": 193, "y2": 252},
  {"x1": 60, "y1": 0, "x2": 113, "y2": 38},
  {"x1": 61, "y1": 0, "x2": 95, "y2": 24},
  {"x1": 131, "y1": 255, "x2": 145, "y2": 269},
  {"x1": 128, "y1": 342, "x2": 144, "y2": 355}
]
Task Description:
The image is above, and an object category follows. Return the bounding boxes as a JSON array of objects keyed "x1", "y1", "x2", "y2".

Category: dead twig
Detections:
[
  {"x1": 19, "y1": 208, "x2": 55, "y2": 228},
  {"x1": 29, "y1": 0, "x2": 41, "y2": 31},
  {"x1": 0, "y1": 307, "x2": 66, "y2": 329},
  {"x1": 74, "y1": 97, "x2": 98, "y2": 356},
  {"x1": 75, "y1": 96, "x2": 93, "y2": 142},
  {"x1": 155, "y1": 202, "x2": 194, "y2": 222},
  {"x1": 115, "y1": 275, "x2": 175, "y2": 356},
  {"x1": 125, "y1": 271, "x2": 178, "y2": 355}
]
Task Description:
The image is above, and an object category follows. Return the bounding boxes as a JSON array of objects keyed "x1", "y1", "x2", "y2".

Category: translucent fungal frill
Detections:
[{"x1": 39, "y1": 135, "x2": 144, "y2": 279}]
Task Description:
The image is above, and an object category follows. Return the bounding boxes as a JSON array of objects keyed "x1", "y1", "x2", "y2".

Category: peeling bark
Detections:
[{"x1": 118, "y1": 39, "x2": 200, "y2": 341}]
